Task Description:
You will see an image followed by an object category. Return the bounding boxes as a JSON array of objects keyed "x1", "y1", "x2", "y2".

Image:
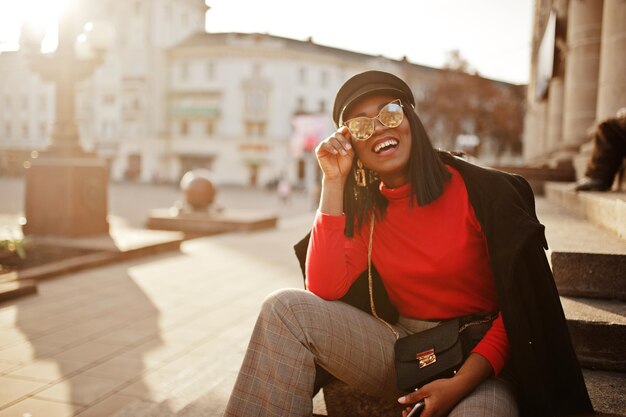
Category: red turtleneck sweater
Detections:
[{"x1": 306, "y1": 167, "x2": 509, "y2": 375}]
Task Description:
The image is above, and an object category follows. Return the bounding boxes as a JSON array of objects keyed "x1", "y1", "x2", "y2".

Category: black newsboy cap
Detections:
[{"x1": 332, "y1": 70, "x2": 415, "y2": 126}]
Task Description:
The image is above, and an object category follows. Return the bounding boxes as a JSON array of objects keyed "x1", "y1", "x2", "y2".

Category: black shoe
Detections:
[{"x1": 574, "y1": 177, "x2": 613, "y2": 192}]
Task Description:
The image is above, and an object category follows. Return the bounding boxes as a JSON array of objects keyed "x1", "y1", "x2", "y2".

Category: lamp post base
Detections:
[{"x1": 23, "y1": 155, "x2": 109, "y2": 237}]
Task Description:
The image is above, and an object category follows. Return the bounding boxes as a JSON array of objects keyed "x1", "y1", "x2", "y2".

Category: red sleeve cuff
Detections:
[
  {"x1": 472, "y1": 344, "x2": 507, "y2": 376},
  {"x1": 470, "y1": 314, "x2": 509, "y2": 375},
  {"x1": 315, "y1": 210, "x2": 346, "y2": 230}
]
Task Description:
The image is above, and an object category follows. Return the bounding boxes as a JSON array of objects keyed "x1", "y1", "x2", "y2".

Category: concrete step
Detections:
[
  {"x1": 319, "y1": 369, "x2": 626, "y2": 417},
  {"x1": 545, "y1": 182, "x2": 626, "y2": 240},
  {"x1": 536, "y1": 197, "x2": 626, "y2": 300},
  {"x1": 492, "y1": 165, "x2": 577, "y2": 182},
  {"x1": 584, "y1": 369, "x2": 626, "y2": 416},
  {"x1": 552, "y1": 252, "x2": 626, "y2": 301},
  {"x1": 562, "y1": 296, "x2": 626, "y2": 372},
  {"x1": 0, "y1": 277, "x2": 37, "y2": 303},
  {"x1": 492, "y1": 165, "x2": 576, "y2": 195}
]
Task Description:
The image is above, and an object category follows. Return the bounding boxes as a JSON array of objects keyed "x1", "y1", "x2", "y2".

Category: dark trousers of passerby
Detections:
[{"x1": 585, "y1": 118, "x2": 626, "y2": 184}]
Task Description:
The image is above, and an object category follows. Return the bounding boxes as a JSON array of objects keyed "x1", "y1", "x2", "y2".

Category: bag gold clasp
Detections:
[{"x1": 416, "y1": 348, "x2": 437, "y2": 368}]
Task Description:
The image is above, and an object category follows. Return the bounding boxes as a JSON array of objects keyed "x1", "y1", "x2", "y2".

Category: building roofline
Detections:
[
  {"x1": 168, "y1": 31, "x2": 440, "y2": 72},
  {"x1": 168, "y1": 31, "x2": 527, "y2": 87}
]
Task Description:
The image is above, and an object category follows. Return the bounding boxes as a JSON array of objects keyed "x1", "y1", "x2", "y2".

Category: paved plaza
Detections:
[
  {"x1": 0, "y1": 177, "x2": 317, "y2": 230},
  {"x1": 0, "y1": 177, "x2": 319, "y2": 416}
]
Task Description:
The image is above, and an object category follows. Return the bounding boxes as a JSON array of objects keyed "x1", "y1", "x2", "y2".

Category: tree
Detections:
[{"x1": 417, "y1": 50, "x2": 525, "y2": 159}]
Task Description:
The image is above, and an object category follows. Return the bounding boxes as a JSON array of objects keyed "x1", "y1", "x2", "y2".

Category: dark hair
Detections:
[{"x1": 343, "y1": 99, "x2": 451, "y2": 237}]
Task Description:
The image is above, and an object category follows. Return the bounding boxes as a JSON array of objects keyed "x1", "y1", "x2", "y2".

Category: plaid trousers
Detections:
[{"x1": 223, "y1": 288, "x2": 518, "y2": 417}]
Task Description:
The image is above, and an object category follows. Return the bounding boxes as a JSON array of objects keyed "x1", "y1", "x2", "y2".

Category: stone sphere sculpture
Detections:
[{"x1": 179, "y1": 169, "x2": 216, "y2": 211}]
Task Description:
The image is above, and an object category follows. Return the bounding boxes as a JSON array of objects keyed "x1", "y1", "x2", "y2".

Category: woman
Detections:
[{"x1": 224, "y1": 71, "x2": 592, "y2": 417}]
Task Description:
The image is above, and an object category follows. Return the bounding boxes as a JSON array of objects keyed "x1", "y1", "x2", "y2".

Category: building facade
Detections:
[
  {"x1": 0, "y1": 0, "x2": 526, "y2": 188},
  {"x1": 0, "y1": 51, "x2": 55, "y2": 175},
  {"x1": 161, "y1": 32, "x2": 447, "y2": 188},
  {"x1": 523, "y1": 0, "x2": 626, "y2": 174},
  {"x1": 0, "y1": 0, "x2": 207, "y2": 179}
]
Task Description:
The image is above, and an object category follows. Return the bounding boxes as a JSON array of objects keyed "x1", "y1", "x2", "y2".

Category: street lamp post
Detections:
[{"x1": 21, "y1": 3, "x2": 113, "y2": 237}]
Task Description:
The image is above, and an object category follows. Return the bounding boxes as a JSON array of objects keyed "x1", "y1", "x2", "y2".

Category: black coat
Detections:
[{"x1": 294, "y1": 153, "x2": 593, "y2": 417}]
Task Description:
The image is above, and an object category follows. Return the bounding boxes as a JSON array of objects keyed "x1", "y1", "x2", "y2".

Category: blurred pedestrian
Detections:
[{"x1": 277, "y1": 175, "x2": 292, "y2": 205}]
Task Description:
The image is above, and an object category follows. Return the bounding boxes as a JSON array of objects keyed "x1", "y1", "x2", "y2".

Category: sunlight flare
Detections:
[{"x1": 0, "y1": 0, "x2": 71, "y2": 51}]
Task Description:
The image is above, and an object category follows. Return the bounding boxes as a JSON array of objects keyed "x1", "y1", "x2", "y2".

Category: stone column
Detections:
[
  {"x1": 542, "y1": 0, "x2": 568, "y2": 155},
  {"x1": 540, "y1": 102, "x2": 550, "y2": 155},
  {"x1": 596, "y1": 0, "x2": 626, "y2": 121},
  {"x1": 546, "y1": 77, "x2": 565, "y2": 151},
  {"x1": 562, "y1": 0, "x2": 604, "y2": 147},
  {"x1": 523, "y1": 103, "x2": 545, "y2": 161},
  {"x1": 523, "y1": 0, "x2": 553, "y2": 162}
]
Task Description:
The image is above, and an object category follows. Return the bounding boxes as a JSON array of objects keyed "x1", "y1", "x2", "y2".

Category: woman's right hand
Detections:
[{"x1": 315, "y1": 126, "x2": 355, "y2": 183}]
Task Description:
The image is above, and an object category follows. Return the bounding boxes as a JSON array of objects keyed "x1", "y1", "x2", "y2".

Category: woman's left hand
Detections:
[
  {"x1": 398, "y1": 353, "x2": 495, "y2": 417},
  {"x1": 398, "y1": 377, "x2": 465, "y2": 417}
]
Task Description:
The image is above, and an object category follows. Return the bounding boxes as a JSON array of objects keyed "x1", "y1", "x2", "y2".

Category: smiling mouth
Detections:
[{"x1": 373, "y1": 139, "x2": 399, "y2": 154}]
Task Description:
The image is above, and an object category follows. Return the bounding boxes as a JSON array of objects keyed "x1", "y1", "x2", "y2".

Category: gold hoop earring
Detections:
[{"x1": 355, "y1": 159, "x2": 367, "y2": 187}]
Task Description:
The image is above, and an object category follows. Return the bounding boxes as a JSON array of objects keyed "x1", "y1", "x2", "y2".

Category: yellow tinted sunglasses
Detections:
[{"x1": 342, "y1": 99, "x2": 404, "y2": 141}]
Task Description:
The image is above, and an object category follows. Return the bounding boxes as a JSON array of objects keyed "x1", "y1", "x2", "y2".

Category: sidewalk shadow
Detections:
[{"x1": 5, "y1": 258, "x2": 177, "y2": 415}]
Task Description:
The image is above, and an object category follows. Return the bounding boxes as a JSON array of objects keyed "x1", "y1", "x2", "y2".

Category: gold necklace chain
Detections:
[{"x1": 367, "y1": 214, "x2": 400, "y2": 340}]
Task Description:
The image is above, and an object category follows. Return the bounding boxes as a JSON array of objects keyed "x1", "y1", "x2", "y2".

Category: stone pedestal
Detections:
[
  {"x1": 562, "y1": 0, "x2": 604, "y2": 146},
  {"x1": 23, "y1": 156, "x2": 109, "y2": 237},
  {"x1": 596, "y1": 0, "x2": 626, "y2": 121},
  {"x1": 147, "y1": 209, "x2": 277, "y2": 235}
]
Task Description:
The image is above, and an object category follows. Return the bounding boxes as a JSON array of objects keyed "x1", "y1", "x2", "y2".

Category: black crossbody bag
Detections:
[{"x1": 393, "y1": 314, "x2": 497, "y2": 391}]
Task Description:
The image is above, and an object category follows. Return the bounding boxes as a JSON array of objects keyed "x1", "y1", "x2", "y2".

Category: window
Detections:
[
  {"x1": 318, "y1": 100, "x2": 326, "y2": 113},
  {"x1": 180, "y1": 120, "x2": 189, "y2": 136},
  {"x1": 4, "y1": 123, "x2": 10, "y2": 138},
  {"x1": 245, "y1": 121, "x2": 266, "y2": 137},
  {"x1": 206, "y1": 120, "x2": 214, "y2": 136},
  {"x1": 39, "y1": 122, "x2": 46, "y2": 138},
  {"x1": 22, "y1": 96, "x2": 28, "y2": 111},
  {"x1": 22, "y1": 123, "x2": 29, "y2": 138},
  {"x1": 299, "y1": 68, "x2": 307, "y2": 84},
  {"x1": 206, "y1": 62, "x2": 215, "y2": 80},
  {"x1": 103, "y1": 94, "x2": 116, "y2": 105},
  {"x1": 180, "y1": 62, "x2": 189, "y2": 81},
  {"x1": 38, "y1": 95, "x2": 46, "y2": 111},
  {"x1": 320, "y1": 71, "x2": 328, "y2": 87},
  {"x1": 130, "y1": 22, "x2": 142, "y2": 46},
  {"x1": 132, "y1": 98, "x2": 141, "y2": 111},
  {"x1": 246, "y1": 91, "x2": 267, "y2": 113},
  {"x1": 297, "y1": 97, "x2": 305, "y2": 112},
  {"x1": 297, "y1": 159, "x2": 305, "y2": 181},
  {"x1": 134, "y1": 1, "x2": 141, "y2": 15}
]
